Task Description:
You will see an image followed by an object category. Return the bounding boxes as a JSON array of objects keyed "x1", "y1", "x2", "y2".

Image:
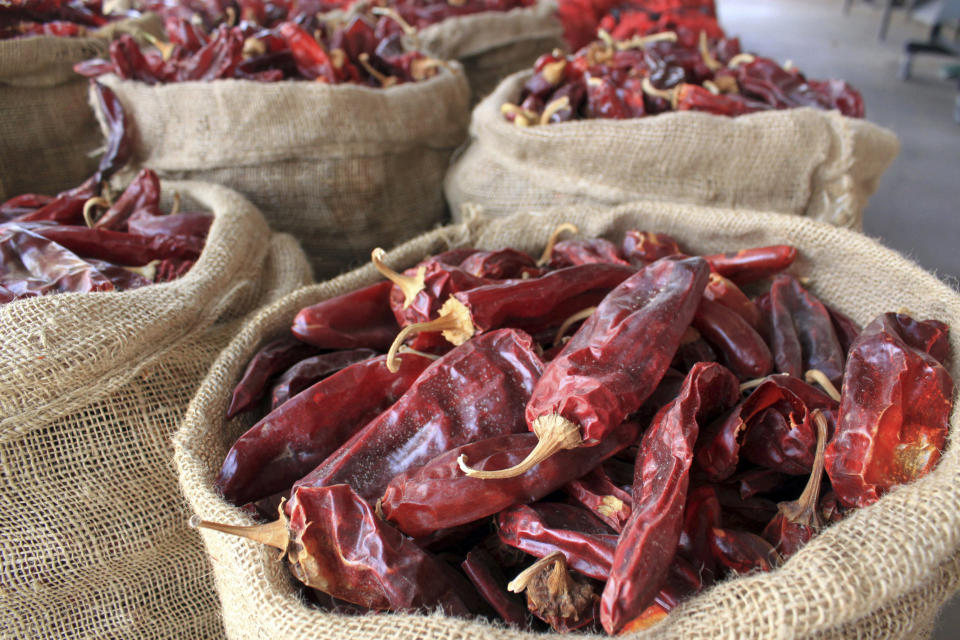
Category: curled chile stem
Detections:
[
  {"x1": 507, "y1": 551, "x2": 567, "y2": 594},
  {"x1": 537, "y1": 223, "x2": 580, "y2": 266},
  {"x1": 541, "y1": 60, "x2": 566, "y2": 85},
  {"x1": 385, "y1": 297, "x2": 474, "y2": 372},
  {"x1": 501, "y1": 103, "x2": 539, "y2": 126},
  {"x1": 371, "y1": 247, "x2": 425, "y2": 309},
  {"x1": 641, "y1": 77, "x2": 679, "y2": 110},
  {"x1": 804, "y1": 369, "x2": 841, "y2": 402},
  {"x1": 358, "y1": 53, "x2": 397, "y2": 88},
  {"x1": 699, "y1": 31, "x2": 722, "y2": 72},
  {"x1": 553, "y1": 306, "x2": 597, "y2": 346},
  {"x1": 540, "y1": 96, "x2": 570, "y2": 125},
  {"x1": 190, "y1": 514, "x2": 290, "y2": 552},
  {"x1": 397, "y1": 345, "x2": 440, "y2": 360},
  {"x1": 457, "y1": 414, "x2": 582, "y2": 479},
  {"x1": 738, "y1": 376, "x2": 767, "y2": 393},
  {"x1": 703, "y1": 80, "x2": 720, "y2": 95},
  {"x1": 597, "y1": 28, "x2": 616, "y2": 50},
  {"x1": 371, "y1": 6, "x2": 418, "y2": 37},
  {"x1": 616, "y1": 31, "x2": 678, "y2": 50},
  {"x1": 82, "y1": 197, "x2": 110, "y2": 228},
  {"x1": 727, "y1": 53, "x2": 756, "y2": 68},
  {"x1": 781, "y1": 411, "x2": 828, "y2": 526}
]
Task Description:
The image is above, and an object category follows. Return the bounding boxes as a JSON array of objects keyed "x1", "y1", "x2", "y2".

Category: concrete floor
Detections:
[
  {"x1": 718, "y1": 0, "x2": 960, "y2": 284},
  {"x1": 717, "y1": 1, "x2": 960, "y2": 637}
]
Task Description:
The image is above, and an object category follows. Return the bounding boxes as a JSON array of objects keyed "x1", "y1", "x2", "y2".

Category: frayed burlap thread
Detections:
[
  {"x1": 0, "y1": 182, "x2": 312, "y2": 639},
  {"x1": 444, "y1": 71, "x2": 900, "y2": 230},
  {"x1": 177, "y1": 202, "x2": 960, "y2": 639},
  {"x1": 0, "y1": 14, "x2": 163, "y2": 200},
  {"x1": 91, "y1": 66, "x2": 471, "y2": 279}
]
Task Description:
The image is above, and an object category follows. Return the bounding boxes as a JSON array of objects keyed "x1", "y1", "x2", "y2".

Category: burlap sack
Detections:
[
  {"x1": 444, "y1": 71, "x2": 901, "y2": 229},
  {"x1": 176, "y1": 201, "x2": 960, "y2": 639},
  {"x1": 0, "y1": 14, "x2": 163, "y2": 200},
  {"x1": 0, "y1": 181, "x2": 312, "y2": 639},
  {"x1": 91, "y1": 66, "x2": 471, "y2": 279},
  {"x1": 412, "y1": 0, "x2": 564, "y2": 102}
]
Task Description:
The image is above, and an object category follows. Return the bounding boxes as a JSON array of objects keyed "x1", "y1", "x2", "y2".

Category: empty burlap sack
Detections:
[
  {"x1": 411, "y1": 0, "x2": 564, "y2": 103},
  {"x1": 0, "y1": 181, "x2": 312, "y2": 639},
  {"x1": 444, "y1": 71, "x2": 901, "y2": 229},
  {"x1": 0, "y1": 13, "x2": 162, "y2": 201},
  {"x1": 175, "y1": 203, "x2": 960, "y2": 640},
  {"x1": 175, "y1": 201, "x2": 960, "y2": 639},
  {"x1": 91, "y1": 66, "x2": 471, "y2": 279}
]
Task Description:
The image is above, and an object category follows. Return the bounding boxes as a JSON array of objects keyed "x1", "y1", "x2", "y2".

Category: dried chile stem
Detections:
[
  {"x1": 142, "y1": 31, "x2": 175, "y2": 60},
  {"x1": 83, "y1": 197, "x2": 110, "y2": 228},
  {"x1": 597, "y1": 28, "x2": 616, "y2": 50},
  {"x1": 169, "y1": 192, "x2": 181, "y2": 216},
  {"x1": 371, "y1": 6, "x2": 418, "y2": 37},
  {"x1": 243, "y1": 36, "x2": 267, "y2": 59},
  {"x1": 739, "y1": 377, "x2": 767, "y2": 393},
  {"x1": 616, "y1": 31, "x2": 677, "y2": 50},
  {"x1": 540, "y1": 96, "x2": 570, "y2": 125},
  {"x1": 397, "y1": 345, "x2": 440, "y2": 360},
  {"x1": 804, "y1": 369, "x2": 841, "y2": 402},
  {"x1": 123, "y1": 259, "x2": 160, "y2": 281},
  {"x1": 703, "y1": 80, "x2": 720, "y2": 94},
  {"x1": 458, "y1": 414, "x2": 582, "y2": 479},
  {"x1": 386, "y1": 298, "x2": 474, "y2": 372},
  {"x1": 780, "y1": 411, "x2": 827, "y2": 526},
  {"x1": 699, "y1": 31, "x2": 722, "y2": 72},
  {"x1": 537, "y1": 223, "x2": 579, "y2": 266},
  {"x1": 508, "y1": 551, "x2": 567, "y2": 593},
  {"x1": 190, "y1": 515, "x2": 289, "y2": 551},
  {"x1": 641, "y1": 77, "x2": 679, "y2": 109},
  {"x1": 727, "y1": 53, "x2": 756, "y2": 68},
  {"x1": 371, "y1": 247, "x2": 425, "y2": 309},
  {"x1": 553, "y1": 306, "x2": 596, "y2": 346},
  {"x1": 358, "y1": 53, "x2": 397, "y2": 88},
  {"x1": 501, "y1": 103, "x2": 539, "y2": 122},
  {"x1": 541, "y1": 60, "x2": 567, "y2": 85}
]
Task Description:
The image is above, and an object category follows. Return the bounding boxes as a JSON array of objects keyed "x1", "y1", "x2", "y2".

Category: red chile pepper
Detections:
[
  {"x1": 385, "y1": 263, "x2": 636, "y2": 372},
  {"x1": 90, "y1": 81, "x2": 132, "y2": 191},
  {"x1": 819, "y1": 490, "x2": 845, "y2": 524},
  {"x1": 14, "y1": 177, "x2": 97, "y2": 224},
  {"x1": 291, "y1": 281, "x2": 400, "y2": 351},
  {"x1": 548, "y1": 238, "x2": 630, "y2": 269},
  {"x1": 177, "y1": 25, "x2": 244, "y2": 81},
  {"x1": 697, "y1": 374, "x2": 837, "y2": 481},
  {"x1": 270, "y1": 348, "x2": 378, "y2": 410},
  {"x1": 461, "y1": 548, "x2": 529, "y2": 629},
  {"x1": 692, "y1": 298, "x2": 773, "y2": 379},
  {"x1": 458, "y1": 248, "x2": 540, "y2": 280},
  {"x1": 496, "y1": 502, "x2": 617, "y2": 581},
  {"x1": 195, "y1": 484, "x2": 472, "y2": 614},
  {"x1": 92, "y1": 168, "x2": 162, "y2": 231},
  {"x1": 704, "y1": 272, "x2": 762, "y2": 330},
  {"x1": 600, "y1": 362, "x2": 739, "y2": 635},
  {"x1": 127, "y1": 209, "x2": 214, "y2": 240},
  {"x1": 677, "y1": 484, "x2": 722, "y2": 584},
  {"x1": 762, "y1": 410, "x2": 828, "y2": 559},
  {"x1": 675, "y1": 83, "x2": 769, "y2": 116},
  {"x1": 618, "y1": 557, "x2": 704, "y2": 633},
  {"x1": 225, "y1": 336, "x2": 323, "y2": 418},
  {"x1": 461, "y1": 256, "x2": 709, "y2": 479},
  {"x1": 293, "y1": 328, "x2": 545, "y2": 503},
  {"x1": 673, "y1": 327, "x2": 718, "y2": 372},
  {"x1": 380, "y1": 421, "x2": 640, "y2": 539},
  {"x1": 22, "y1": 224, "x2": 203, "y2": 266},
  {"x1": 703, "y1": 245, "x2": 798, "y2": 285},
  {"x1": 709, "y1": 527, "x2": 780, "y2": 575},
  {"x1": 730, "y1": 468, "x2": 787, "y2": 500},
  {"x1": 1, "y1": 193, "x2": 55, "y2": 218},
  {"x1": 1, "y1": 224, "x2": 114, "y2": 294},
  {"x1": 155, "y1": 258, "x2": 195, "y2": 282},
  {"x1": 278, "y1": 21, "x2": 337, "y2": 82},
  {"x1": 507, "y1": 552, "x2": 600, "y2": 633},
  {"x1": 83, "y1": 258, "x2": 153, "y2": 290},
  {"x1": 563, "y1": 466, "x2": 633, "y2": 532},
  {"x1": 889, "y1": 312, "x2": 950, "y2": 365},
  {"x1": 768, "y1": 274, "x2": 846, "y2": 385},
  {"x1": 824, "y1": 313, "x2": 953, "y2": 509},
  {"x1": 216, "y1": 353, "x2": 432, "y2": 506},
  {"x1": 621, "y1": 231, "x2": 682, "y2": 265},
  {"x1": 827, "y1": 304, "x2": 861, "y2": 355}
]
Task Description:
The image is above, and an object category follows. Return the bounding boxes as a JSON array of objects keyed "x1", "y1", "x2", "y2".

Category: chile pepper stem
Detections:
[
  {"x1": 616, "y1": 30, "x2": 677, "y2": 50},
  {"x1": 541, "y1": 59, "x2": 566, "y2": 85},
  {"x1": 540, "y1": 96, "x2": 570, "y2": 125},
  {"x1": 190, "y1": 515, "x2": 289, "y2": 551},
  {"x1": 507, "y1": 551, "x2": 566, "y2": 594},
  {"x1": 397, "y1": 345, "x2": 440, "y2": 360},
  {"x1": 727, "y1": 53, "x2": 756, "y2": 68},
  {"x1": 641, "y1": 77, "x2": 679, "y2": 110},
  {"x1": 123, "y1": 259, "x2": 160, "y2": 281},
  {"x1": 739, "y1": 376, "x2": 767, "y2": 393},
  {"x1": 553, "y1": 306, "x2": 596, "y2": 346},
  {"x1": 371, "y1": 6, "x2": 418, "y2": 37},
  {"x1": 82, "y1": 196, "x2": 110, "y2": 228},
  {"x1": 699, "y1": 31, "x2": 722, "y2": 72},
  {"x1": 781, "y1": 411, "x2": 828, "y2": 526},
  {"x1": 597, "y1": 28, "x2": 615, "y2": 50},
  {"x1": 169, "y1": 191, "x2": 181, "y2": 216},
  {"x1": 142, "y1": 31, "x2": 175, "y2": 61},
  {"x1": 804, "y1": 369, "x2": 841, "y2": 402},
  {"x1": 386, "y1": 302, "x2": 473, "y2": 373},
  {"x1": 371, "y1": 247, "x2": 425, "y2": 309},
  {"x1": 537, "y1": 223, "x2": 579, "y2": 266},
  {"x1": 358, "y1": 53, "x2": 397, "y2": 88},
  {"x1": 457, "y1": 414, "x2": 582, "y2": 479},
  {"x1": 703, "y1": 80, "x2": 720, "y2": 95}
]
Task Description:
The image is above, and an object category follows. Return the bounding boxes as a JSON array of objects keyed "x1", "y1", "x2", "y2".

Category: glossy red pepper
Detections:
[
  {"x1": 11, "y1": 177, "x2": 96, "y2": 224},
  {"x1": 278, "y1": 21, "x2": 337, "y2": 82},
  {"x1": 293, "y1": 328, "x2": 544, "y2": 503},
  {"x1": 457, "y1": 248, "x2": 540, "y2": 280},
  {"x1": 692, "y1": 298, "x2": 773, "y2": 379},
  {"x1": 709, "y1": 527, "x2": 780, "y2": 574},
  {"x1": 22, "y1": 224, "x2": 203, "y2": 265},
  {"x1": 461, "y1": 256, "x2": 709, "y2": 479},
  {"x1": 601, "y1": 362, "x2": 739, "y2": 634},
  {"x1": 703, "y1": 245, "x2": 798, "y2": 285},
  {"x1": 225, "y1": 336, "x2": 322, "y2": 418},
  {"x1": 0, "y1": 224, "x2": 114, "y2": 295},
  {"x1": 92, "y1": 168, "x2": 162, "y2": 231},
  {"x1": 703, "y1": 272, "x2": 762, "y2": 330},
  {"x1": 380, "y1": 421, "x2": 640, "y2": 539},
  {"x1": 825, "y1": 313, "x2": 953, "y2": 508},
  {"x1": 548, "y1": 237, "x2": 630, "y2": 268},
  {"x1": 269, "y1": 348, "x2": 378, "y2": 410},
  {"x1": 216, "y1": 353, "x2": 432, "y2": 506},
  {"x1": 291, "y1": 281, "x2": 400, "y2": 351}
]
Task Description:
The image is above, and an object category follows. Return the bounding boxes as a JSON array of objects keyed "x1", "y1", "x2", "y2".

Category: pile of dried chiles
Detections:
[
  {"x1": 199, "y1": 224, "x2": 953, "y2": 634},
  {"x1": 0, "y1": 83, "x2": 209, "y2": 303},
  {"x1": 504, "y1": 7, "x2": 862, "y2": 124},
  {"x1": 0, "y1": 0, "x2": 134, "y2": 39}
]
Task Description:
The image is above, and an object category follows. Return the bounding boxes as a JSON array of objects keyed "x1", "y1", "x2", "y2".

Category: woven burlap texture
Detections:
[
  {"x1": 444, "y1": 71, "x2": 901, "y2": 230},
  {"x1": 91, "y1": 66, "x2": 471, "y2": 279},
  {"x1": 0, "y1": 14, "x2": 163, "y2": 200},
  {"x1": 411, "y1": 0, "x2": 564, "y2": 102},
  {"x1": 175, "y1": 202, "x2": 960, "y2": 639},
  {"x1": 0, "y1": 181, "x2": 313, "y2": 639}
]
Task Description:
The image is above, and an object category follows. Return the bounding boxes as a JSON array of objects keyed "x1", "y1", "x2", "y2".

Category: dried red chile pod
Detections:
[
  {"x1": 216, "y1": 353, "x2": 432, "y2": 506},
  {"x1": 380, "y1": 421, "x2": 640, "y2": 538},
  {"x1": 461, "y1": 549, "x2": 529, "y2": 628},
  {"x1": 703, "y1": 245, "x2": 798, "y2": 285},
  {"x1": 461, "y1": 255, "x2": 709, "y2": 479},
  {"x1": 195, "y1": 484, "x2": 472, "y2": 614},
  {"x1": 601, "y1": 362, "x2": 740, "y2": 634},
  {"x1": 548, "y1": 238, "x2": 630, "y2": 268},
  {"x1": 703, "y1": 272, "x2": 762, "y2": 330},
  {"x1": 269, "y1": 348, "x2": 379, "y2": 410},
  {"x1": 508, "y1": 552, "x2": 600, "y2": 633},
  {"x1": 291, "y1": 281, "x2": 400, "y2": 350},
  {"x1": 621, "y1": 230, "x2": 681, "y2": 265},
  {"x1": 92, "y1": 168, "x2": 162, "y2": 231},
  {"x1": 709, "y1": 527, "x2": 780, "y2": 574},
  {"x1": 692, "y1": 298, "x2": 773, "y2": 379},
  {"x1": 226, "y1": 337, "x2": 323, "y2": 418},
  {"x1": 825, "y1": 313, "x2": 953, "y2": 509},
  {"x1": 292, "y1": 328, "x2": 544, "y2": 502},
  {"x1": 563, "y1": 466, "x2": 633, "y2": 532}
]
